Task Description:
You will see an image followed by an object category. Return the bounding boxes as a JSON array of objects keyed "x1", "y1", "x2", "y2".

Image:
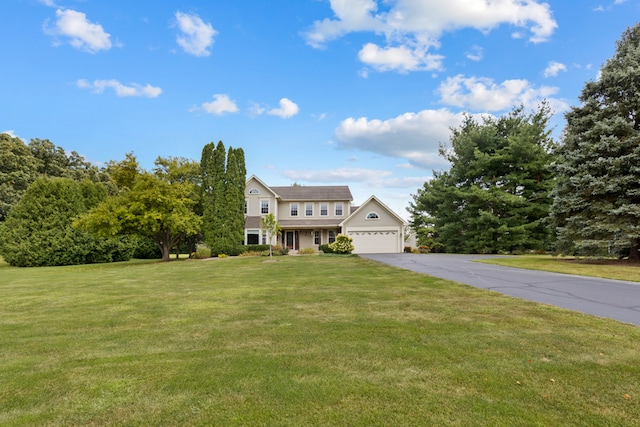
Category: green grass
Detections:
[
  {"x1": 476, "y1": 255, "x2": 640, "y2": 282},
  {"x1": 0, "y1": 255, "x2": 638, "y2": 426}
]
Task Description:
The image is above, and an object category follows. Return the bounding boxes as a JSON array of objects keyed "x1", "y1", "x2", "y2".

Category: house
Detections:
[{"x1": 244, "y1": 175, "x2": 407, "y2": 253}]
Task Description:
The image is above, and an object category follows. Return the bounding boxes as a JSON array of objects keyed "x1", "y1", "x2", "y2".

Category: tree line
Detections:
[
  {"x1": 0, "y1": 137, "x2": 245, "y2": 266},
  {"x1": 410, "y1": 23, "x2": 640, "y2": 260}
]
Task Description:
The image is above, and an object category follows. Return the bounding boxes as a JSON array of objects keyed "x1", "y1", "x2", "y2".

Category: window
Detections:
[
  {"x1": 262, "y1": 231, "x2": 267, "y2": 245},
  {"x1": 290, "y1": 203, "x2": 298, "y2": 216},
  {"x1": 249, "y1": 188, "x2": 259, "y2": 194},
  {"x1": 320, "y1": 203, "x2": 328, "y2": 216},
  {"x1": 328, "y1": 230, "x2": 336, "y2": 243},
  {"x1": 314, "y1": 231, "x2": 320, "y2": 245},
  {"x1": 244, "y1": 199, "x2": 248, "y2": 215},
  {"x1": 247, "y1": 230, "x2": 259, "y2": 245},
  {"x1": 305, "y1": 203, "x2": 313, "y2": 216},
  {"x1": 366, "y1": 212, "x2": 379, "y2": 220},
  {"x1": 335, "y1": 202, "x2": 343, "y2": 216},
  {"x1": 261, "y1": 200, "x2": 269, "y2": 214}
]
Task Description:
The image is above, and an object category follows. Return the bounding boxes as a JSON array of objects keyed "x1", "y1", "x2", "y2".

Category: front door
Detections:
[{"x1": 286, "y1": 231, "x2": 295, "y2": 250}]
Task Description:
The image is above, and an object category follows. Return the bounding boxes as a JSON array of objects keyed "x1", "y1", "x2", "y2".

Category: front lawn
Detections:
[
  {"x1": 0, "y1": 256, "x2": 637, "y2": 425},
  {"x1": 476, "y1": 255, "x2": 640, "y2": 282}
]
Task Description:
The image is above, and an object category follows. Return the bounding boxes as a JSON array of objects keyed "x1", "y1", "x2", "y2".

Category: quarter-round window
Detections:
[
  {"x1": 249, "y1": 188, "x2": 259, "y2": 194},
  {"x1": 366, "y1": 212, "x2": 379, "y2": 219}
]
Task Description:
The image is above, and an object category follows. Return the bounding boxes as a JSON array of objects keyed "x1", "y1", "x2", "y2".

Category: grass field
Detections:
[
  {"x1": 1, "y1": 255, "x2": 638, "y2": 426},
  {"x1": 476, "y1": 255, "x2": 640, "y2": 282}
]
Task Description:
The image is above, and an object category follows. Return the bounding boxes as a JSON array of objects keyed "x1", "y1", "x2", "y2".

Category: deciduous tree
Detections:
[
  {"x1": 76, "y1": 173, "x2": 202, "y2": 262},
  {"x1": 0, "y1": 133, "x2": 38, "y2": 223}
]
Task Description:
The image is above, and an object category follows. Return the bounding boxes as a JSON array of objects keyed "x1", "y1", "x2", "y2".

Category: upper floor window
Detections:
[
  {"x1": 366, "y1": 212, "x2": 379, "y2": 220},
  {"x1": 290, "y1": 203, "x2": 299, "y2": 216},
  {"x1": 335, "y1": 202, "x2": 343, "y2": 216},
  {"x1": 261, "y1": 200, "x2": 269, "y2": 214},
  {"x1": 305, "y1": 203, "x2": 313, "y2": 216},
  {"x1": 244, "y1": 199, "x2": 248, "y2": 215},
  {"x1": 320, "y1": 203, "x2": 328, "y2": 216},
  {"x1": 249, "y1": 188, "x2": 259, "y2": 194}
]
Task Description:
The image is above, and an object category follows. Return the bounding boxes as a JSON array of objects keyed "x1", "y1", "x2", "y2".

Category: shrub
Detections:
[
  {"x1": 239, "y1": 250, "x2": 263, "y2": 257},
  {"x1": 133, "y1": 236, "x2": 162, "y2": 259},
  {"x1": 217, "y1": 253, "x2": 228, "y2": 259},
  {"x1": 244, "y1": 244, "x2": 271, "y2": 253},
  {"x1": 194, "y1": 244, "x2": 211, "y2": 259},
  {"x1": 404, "y1": 246, "x2": 412, "y2": 253},
  {"x1": 318, "y1": 244, "x2": 333, "y2": 254},
  {"x1": 298, "y1": 247, "x2": 316, "y2": 255},
  {"x1": 263, "y1": 245, "x2": 288, "y2": 256},
  {"x1": 212, "y1": 244, "x2": 243, "y2": 257},
  {"x1": 0, "y1": 177, "x2": 135, "y2": 267},
  {"x1": 328, "y1": 234, "x2": 354, "y2": 254}
]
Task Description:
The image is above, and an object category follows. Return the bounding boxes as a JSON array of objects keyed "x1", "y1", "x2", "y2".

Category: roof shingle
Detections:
[{"x1": 270, "y1": 185, "x2": 352, "y2": 201}]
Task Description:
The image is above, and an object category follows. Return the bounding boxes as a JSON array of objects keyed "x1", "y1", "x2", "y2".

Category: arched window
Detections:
[
  {"x1": 249, "y1": 188, "x2": 259, "y2": 194},
  {"x1": 366, "y1": 212, "x2": 379, "y2": 220}
]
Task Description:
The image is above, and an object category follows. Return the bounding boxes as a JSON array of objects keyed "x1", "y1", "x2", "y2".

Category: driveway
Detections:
[{"x1": 360, "y1": 253, "x2": 640, "y2": 326}]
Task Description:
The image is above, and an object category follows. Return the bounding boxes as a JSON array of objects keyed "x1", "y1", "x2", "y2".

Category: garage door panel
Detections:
[{"x1": 349, "y1": 230, "x2": 398, "y2": 254}]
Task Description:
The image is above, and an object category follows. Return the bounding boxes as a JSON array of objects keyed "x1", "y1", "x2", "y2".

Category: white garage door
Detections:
[{"x1": 348, "y1": 230, "x2": 399, "y2": 254}]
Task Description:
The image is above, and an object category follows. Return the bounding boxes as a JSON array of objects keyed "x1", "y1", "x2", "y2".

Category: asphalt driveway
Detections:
[{"x1": 360, "y1": 253, "x2": 640, "y2": 326}]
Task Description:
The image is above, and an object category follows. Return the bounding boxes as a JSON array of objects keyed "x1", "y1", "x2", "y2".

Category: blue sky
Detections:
[{"x1": 2, "y1": 0, "x2": 638, "y2": 219}]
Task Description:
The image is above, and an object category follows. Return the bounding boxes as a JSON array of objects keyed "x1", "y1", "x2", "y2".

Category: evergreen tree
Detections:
[
  {"x1": 0, "y1": 177, "x2": 133, "y2": 267},
  {"x1": 200, "y1": 141, "x2": 226, "y2": 246},
  {"x1": 199, "y1": 142, "x2": 246, "y2": 255},
  {"x1": 409, "y1": 105, "x2": 555, "y2": 253},
  {"x1": 550, "y1": 23, "x2": 640, "y2": 259}
]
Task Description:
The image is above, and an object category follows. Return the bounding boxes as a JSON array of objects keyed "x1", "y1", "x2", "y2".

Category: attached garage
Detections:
[
  {"x1": 341, "y1": 196, "x2": 406, "y2": 254},
  {"x1": 348, "y1": 230, "x2": 402, "y2": 254}
]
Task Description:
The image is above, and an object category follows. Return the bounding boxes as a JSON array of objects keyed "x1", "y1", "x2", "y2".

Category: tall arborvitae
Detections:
[
  {"x1": 226, "y1": 147, "x2": 246, "y2": 251},
  {"x1": 199, "y1": 141, "x2": 246, "y2": 255},
  {"x1": 549, "y1": 23, "x2": 640, "y2": 259},
  {"x1": 200, "y1": 141, "x2": 227, "y2": 247}
]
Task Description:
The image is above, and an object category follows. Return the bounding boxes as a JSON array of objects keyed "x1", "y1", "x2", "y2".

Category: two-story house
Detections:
[{"x1": 244, "y1": 175, "x2": 406, "y2": 253}]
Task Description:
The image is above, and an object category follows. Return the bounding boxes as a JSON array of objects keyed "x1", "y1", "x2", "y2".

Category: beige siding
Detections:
[
  {"x1": 245, "y1": 178, "x2": 277, "y2": 218},
  {"x1": 344, "y1": 198, "x2": 401, "y2": 228}
]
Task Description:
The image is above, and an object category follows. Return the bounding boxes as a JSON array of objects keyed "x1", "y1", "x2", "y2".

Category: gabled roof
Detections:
[
  {"x1": 246, "y1": 175, "x2": 279, "y2": 197},
  {"x1": 340, "y1": 195, "x2": 407, "y2": 226},
  {"x1": 270, "y1": 185, "x2": 353, "y2": 201}
]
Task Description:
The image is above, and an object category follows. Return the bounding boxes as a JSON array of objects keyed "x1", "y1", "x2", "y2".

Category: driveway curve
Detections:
[{"x1": 360, "y1": 253, "x2": 640, "y2": 326}]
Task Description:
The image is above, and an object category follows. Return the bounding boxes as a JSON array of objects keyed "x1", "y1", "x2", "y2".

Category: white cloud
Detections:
[
  {"x1": 195, "y1": 94, "x2": 239, "y2": 115},
  {"x1": 465, "y1": 45, "x2": 483, "y2": 61},
  {"x1": 44, "y1": 9, "x2": 112, "y2": 53},
  {"x1": 305, "y1": 0, "x2": 557, "y2": 73},
  {"x1": 38, "y1": 0, "x2": 57, "y2": 7},
  {"x1": 358, "y1": 43, "x2": 444, "y2": 73},
  {"x1": 175, "y1": 11, "x2": 217, "y2": 57},
  {"x1": 544, "y1": 61, "x2": 567, "y2": 77},
  {"x1": 76, "y1": 79, "x2": 162, "y2": 97},
  {"x1": 437, "y1": 74, "x2": 569, "y2": 113},
  {"x1": 334, "y1": 108, "x2": 473, "y2": 169},
  {"x1": 267, "y1": 98, "x2": 300, "y2": 118},
  {"x1": 1, "y1": 130, "x2": 20, "y2": 138},
  {"x1": 283, "y1": 167, "x2": 393, "y2": 183}
]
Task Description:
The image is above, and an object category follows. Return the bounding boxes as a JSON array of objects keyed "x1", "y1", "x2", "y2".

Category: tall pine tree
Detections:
[
  {"x1": 550, "y1": 23, "x2": 640, "y2": 259},
  {"x1": 410, "y1": 105, "x2": 555, "y2": 253}
]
